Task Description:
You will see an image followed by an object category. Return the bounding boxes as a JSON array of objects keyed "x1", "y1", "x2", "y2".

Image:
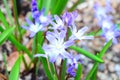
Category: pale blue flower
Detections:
[
  {"x1": 22, "y1": 0, "x2": 52, "y2": 37},
  {"x1": 62, "y1": 11, "x2": 78, "y2": 26},
  {"x1": 67, "y1": 53, "x2": 83, "y2": 77},
  {"x1": 22, "y1": 18, "x2": 46, "y2": 37},
  {"x1": 102, "y1": 28, "x2": 120, "y2": 44},
  {"x1": 49, "y1": 15, "x2": 65, "y2": 30},
  {"x1": 69, "y1": 25, "x2": 94, "y2": 41},
  {"x1": 94, "y1": 0, "x2": 120, "y2": 44},
  {"x1": 35, "y1": 30, "x2": 74, "y2": 63}
]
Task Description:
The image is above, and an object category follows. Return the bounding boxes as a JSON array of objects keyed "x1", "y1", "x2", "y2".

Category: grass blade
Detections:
[
  {"x1": 0, "y1": 26, "x2": 33, "y2": 59},
  {"x1": 9, "y1": 55, "x2": 22, "y2": 80},
  {"x1": 12, "y1": 0, "x2": 22, "y2": 41},
  {"x1": 75, "y1": 63, "x2": 82, "y2": 80},
  {"x1": 3, "y1": 0, "x2": 13, "y2": 24},
  {"x1": 52, "y1": 0, "x2": 68, "y2": 15},
  {"x1": 61, "y1": 59, "x2": 67, "y2": 80},
  {"x1": 70, "y1": 46, "x2": 103, "y2": 62},
  {"x1": 0, "y1": 9, "x2": 9, "y2": 28},
  {"x1": 85, "y1": 39, "x2": 112, "y2": 80},
  {"x1": 0, "y1": 27, "x2": 15, "y2": 45}
]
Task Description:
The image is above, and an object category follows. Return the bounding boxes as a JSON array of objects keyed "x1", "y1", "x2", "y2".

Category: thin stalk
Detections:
[
  {"x1": 3, "y1": 54, "x2": 9, "y2": 79},
  {"x1": 22, "y1": 54, "x2": 29, "y2": 71},
  {"x1": 69, "y1": 0, "x2": 84, "y2": 11},
  {"x1": 12, "y1": 0, "x2": 22, "y2": 42},
  {"x1": 59, "y1": 60, "x2": 63, "y2": 80},
  {"x1": 3, "y1": 0, "x2": 14, "y2": 25}
]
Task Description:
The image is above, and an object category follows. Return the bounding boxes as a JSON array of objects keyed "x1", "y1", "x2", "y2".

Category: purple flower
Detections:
[
  {"x1": 62, "y1": 11, "x2": 78, "y2": 26},
  {"x1": 36, "y1": 30, "x2": 74, "y2": 63},
  {"x1": 31, "y1": 0, "x2": 39, "y2": 19},
  {"x1": 32, "y1": 0, "x2": 52, "y2": 25},
  {"x1": 22, "y1": 18, "x2": 46, "y2": 37},
  {"x1": 67, "y1": 53, "x2": 83, "y2": 77},
  {"x1": 69, "y1": 25, "x2": 94, "y2": 41},
  {"x1": 102, "y1": 28, "x2": 120, "y2": 44},
  {"x1": 94, "y1": 1, "x2": 120, "y2": 44},
  {"x1": 49, "y1": 15, "x2": 64, "y2": 30},
  {"x1": 22, "y1": 0, "x2": 52, "y2": 37},
  {"x1": 38, "y1": 8, "x2": 52, "y2": 26}
]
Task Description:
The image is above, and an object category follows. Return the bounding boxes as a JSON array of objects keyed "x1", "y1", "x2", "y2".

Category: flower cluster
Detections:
[
  {"x1": 22, "y1": 0, "x2": 94, "y2": 76},
  {"x1": 22, "y1": 0, "x2": 51, "y2": 37},
  {"x1": 94, "y1": 0, "x2": 120, "y2": 44}
]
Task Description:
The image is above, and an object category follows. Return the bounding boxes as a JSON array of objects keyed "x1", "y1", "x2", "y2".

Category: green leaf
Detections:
[
  {"x1": 50, "y1": 0, "x2": 57, "y2": 13},
  {"x1": 52, "y1": 0, "x2": 68, "y2": 15},
  {"x1": 37, "y1": 0, "x2": 43, "y2": 10},
  {"x1": 0, "y1": 27, "x2": 15, "y2": 45},
  {"x1": 50, "y1": 63, "x2": 56, "y2": 76},
  {"x1": 9, "y1": 55, "x2": 22, "y2": 80},
  {"x1": 0, "y1": 9, "x2": 9, "y2": 28},
  {"x1": 3, "y1": 0, "x2": 13, "y2": 25},
  {"x1": 41, "y1": 57, "x2": 54, "y2": 80},
  {"x1": 61, "y1": 59, "x2": 67, "y2": 80},
  {"x1": 116, "y1": 23, "x2": 120, "y2": 30},
  {"x1": 85, "y1": 39, "x2": 112, "y2": 80},
  {"x1": 42, "y1": 0, "x2": 51, "y2": 15},
  {"x1": 69, "y1": 46, "x2": 103, "y2": 62},
  {"x1": 85, "y1": 62, "x2": 99, "y2": 80},
  {"x1": 3, "y1": 54, "x2": 9, "y2": 77},
  {"x1": 98, "y1": 39, "x2": 112, "y2": 58},
  {"x1": 75, "y1": 63, "x2": 82, "y2": 80},
  {"x1": 12, "y1": 0, "x2": 22, "y2": 41}
]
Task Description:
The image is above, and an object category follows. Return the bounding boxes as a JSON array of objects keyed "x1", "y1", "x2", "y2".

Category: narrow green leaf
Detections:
[
  {"x1": 43, "y1": 0, "x2": 51, "y2": 15},
  {"x1": 75, "y1": 63, "x2": 82, "y2": 80},
  {"x1": 85, "y1": 62, "x2": 99, "y2": 80},
  {"x1": 50, "y1": 63, "x2": 56, "y2": 76},
  {"x1": 3, "y1": 54, "x2": 9, "y2": 77},
  {"x1": 69, "y1": 46, "x2": 103, "y2": 62},
  {"x1": 98, "y1": 39, "x2": 112, "y2": 58},
  {"x1": 53, "y1": 74, "x2": 58, "y2": 80},
  {"x1": 50, "y1": 0, "x2": 57, "y2": 13},
  {"x1": 61, "y1": 59, "x2": 67, "y2": 80},
  {"x1": 91, "y1": 66, "x2": 98, "y2": 80},
  {"x1": 37, "y1": 0, "x2": 43, "y2": 10},
  {"x1": 85, "y1": 39, "x2": 112, "y2": 80},
  {"x1": 41, "y1": 57, "x2": 54, "y2": 80},
  {"x1": 0, "y1": 9, "x2": 9, "y2": 28},
  {"x1": 52, "y1": 0, "x2": 68, "y2": 15},
  {"x1": 8, "y1": 35, "x2": 33, "y2": 59},
  {"x1": 12, "y1": 0, "x2": 22, "y2": 41},
  {"x1": 9, "y1": 55, "x2": 22, "y2": 80},
  {"x1": 3, "y1": 0, "x2": 14, "y2": 24},
  {"x1": 0, "y1": 26, "x2": 33, "y2": 59},
  {"x1": 0, "y1": 27, "x2": 15, "y2": 45}
]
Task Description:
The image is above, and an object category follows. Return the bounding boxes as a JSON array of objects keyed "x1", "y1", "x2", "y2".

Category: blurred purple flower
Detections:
[
  {"x1": 62, "y1": 11, "x2": 78, "y2": 26},
  {"x1": 94, "y1": 1, "x2": 120, "y2": 44},
  {"x1": 102, "y1": 28, "x2": 120, "y2": 44},
  {"x1": 67, "y1": 53, "x2": 83, "y2": 77},
  {"x1": 93, "y1": 2, "x2": 113, "y2": 27},
  {"x1": 69, "y1": 25, "x2": 94, "y2": 41},
  {"x1": 49, "y1": 15, "x2": 64, "y2": 30}
]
